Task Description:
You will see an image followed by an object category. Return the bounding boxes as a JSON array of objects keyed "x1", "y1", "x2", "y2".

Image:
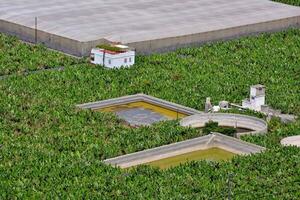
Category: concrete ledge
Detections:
[
  {"x1": 104, "y1": 132, "x2": 265, "y2": 168},
  {"x1": 180, "y1": 113, "x2": 268, "y2": 138},
  {"x1": 2, "y1": 16, "x2": 299, "y2": 56},
  {"x1": 0, "y1": 19, "x2": 108, "y2": 57},
  {"x1": 76, "y1": 93, "x2": 202, "y2": 116},
  {"x1": 128, "y1": 16, "x2": 300, "y2": 55},
  {"x1": 281, "y1": 135, "x2": 300, "y2": 147}
]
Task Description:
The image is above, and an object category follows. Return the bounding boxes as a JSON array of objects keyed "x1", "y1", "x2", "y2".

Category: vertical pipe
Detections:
[
  {"x1": 103, "y1": 50, "x2": 106, "y2": 67},
  {"x1": 35, "y1": 17, "x2": 37, "y2": 44}
]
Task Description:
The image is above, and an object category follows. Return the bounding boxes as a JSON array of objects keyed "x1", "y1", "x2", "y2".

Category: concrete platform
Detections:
[{"x1": 1, "y1": 0, "x2": 300, "y2": 56}]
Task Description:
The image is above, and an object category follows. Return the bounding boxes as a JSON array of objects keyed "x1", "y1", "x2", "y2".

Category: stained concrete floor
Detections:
[
  {"x1": 1, "y1": 0, "x2": 300, "y2": 55},
  {"x1": 115, "y1": 107, "x2": 168, "y2": 126}
]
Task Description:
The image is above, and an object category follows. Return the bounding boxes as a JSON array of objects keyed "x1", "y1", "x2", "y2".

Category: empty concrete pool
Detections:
[
  {"x1": 146, "y1": 147, "x2": 235, "y2": 169},
  {"x1": 77, "y1": 94, "x2": 201, "y2": 126},
  {"x1": 104, "y1": 133, "x2": 265, "y2": 169},
  {"x1": 97, "y1": 101, "x2": 188, "y2": 126}
]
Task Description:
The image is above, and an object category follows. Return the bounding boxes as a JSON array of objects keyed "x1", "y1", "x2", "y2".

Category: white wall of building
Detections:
[
  {"x1": 91, "y1": 49, "x2": 135, "y2": 68},
  {"x1": 242, "y1": 85, "x2": 266, "y2": 111},
  {"x1": 251, "y1": 96, "x2": 265, "y2": 111}
]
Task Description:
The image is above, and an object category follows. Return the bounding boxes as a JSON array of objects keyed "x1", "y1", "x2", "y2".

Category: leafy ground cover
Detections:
[
  {"x1": 0, "y1": 33, "x2": 84, "y2": 76},
  {"x1": 0, "y1": 29, "x2": 300, "y2": 198},
  {"x1": 202, "y1": 121, "x2": 237, "y2": 137}
]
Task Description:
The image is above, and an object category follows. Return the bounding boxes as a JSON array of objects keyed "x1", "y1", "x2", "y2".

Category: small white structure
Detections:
[
  {"x1": 205, "y1": 99, "x2": 229, "y2": 112},
  {"x1": 204, "y1": 97, "x2": 213, "y2": 113},
  {"x1": 242, "y1": 85, "x2": 266, "y2": 111},
  {"x1": 90, "y1": 44, "x2": 135, "y2": 68},
  {"x1": 212, "y1": 106, "x2": 220, "y2": 112},
  {"x1": 219, "y1": 101, "x2": 229, "y2": 110}
]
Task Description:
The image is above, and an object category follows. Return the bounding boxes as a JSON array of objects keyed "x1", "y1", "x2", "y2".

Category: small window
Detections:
[
  {"x1": 108, "y1": 59, "x2": 111, "y2": 64},
  {"x1": 124, "y1": 58, "x2": 127, "y2": 63},
  {"x1": 90, "y1": 53, "x2": 95, "y2": 61},
  {"x1": 129, "y1": 57, "x2": 132, "y2": 62}
]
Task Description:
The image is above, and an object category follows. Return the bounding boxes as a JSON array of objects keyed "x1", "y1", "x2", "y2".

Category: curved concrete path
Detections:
[
  {"x1": 281, "y1": 135, "x2": 300, "y2": 147},
  {"x1": 180, "y1": 113, "x2": 268, "y2": 137}
]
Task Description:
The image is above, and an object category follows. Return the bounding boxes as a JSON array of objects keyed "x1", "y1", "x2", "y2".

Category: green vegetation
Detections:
[
  {"x1": 273, "y1": 0, "x2": 300, "y2": 6},
  {"x1": 0, "y1": 33, "x2": 84, "y2": 76},
  {"x1": 203, "y1": 121, "x2": 237, "y2": 137},
  {"x1": 0, "y1": 29, "x2": 300, "y2": 198},
  {"x1": 147, "y1": 147, "x2": 236, "y2": 169},
  {"x1": 96, "y1": 44, "x2": 124, "y2": 52}
]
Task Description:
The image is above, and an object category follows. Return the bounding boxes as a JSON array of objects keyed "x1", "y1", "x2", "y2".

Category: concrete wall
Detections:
[
  {"x1": 0, "y1": 19, "x2": 108, "y2": 57},
  {"x1": 128, "y1": 16, "x2": 300, "y2": 55},
  {"x1": 77, "y1": 93, "x2": 202, "y2": 116}
]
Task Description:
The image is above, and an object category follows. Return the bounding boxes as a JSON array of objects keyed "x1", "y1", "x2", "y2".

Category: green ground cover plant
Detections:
[
  {"x1": 0, "y1": 29, "x2": 300, "y2": 198},
  {"x1": 0, "y1": 33, "x2": 84, "y2": 76},
  {"x1": 274, "y1": 0, "x2": 300, "y2": 6},
  {"x1": 203, "y1": 121, "x2": 237, "y2": 137},
  {"x1": 96, "y1": 44, "x2": 124, "y2": 52}
]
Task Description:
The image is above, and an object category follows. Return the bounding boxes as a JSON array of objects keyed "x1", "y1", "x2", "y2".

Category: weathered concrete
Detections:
[
  {"x1": 281, "y1": 135, "x2": 300, "y2": 147},
  {"x1": 180, "y1": 113, "x2": 268, "y2": 137},
  {"x1": 104, "y1": 133, "x2": 265, "y2": 168},
  {"x1": 76, "y1": 93, "x2": 202, "y2": 116},
  {"x1": 1, "y1": 0, "x2": 300, "y2": 56}
]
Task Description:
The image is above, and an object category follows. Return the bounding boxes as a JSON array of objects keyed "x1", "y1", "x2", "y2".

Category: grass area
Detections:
[
  {"x1": 0, "y1": 33, "x2": 84, "y2": 76},
  {"x1": 0, "y1": 29, "x2": 300, "y2": 198},
  {"x1": 96, "y1": 44, "x2": 124, "y2": 52},
  {"x1": 273, "y1": 0, "x2": 300, "y2": 6}
]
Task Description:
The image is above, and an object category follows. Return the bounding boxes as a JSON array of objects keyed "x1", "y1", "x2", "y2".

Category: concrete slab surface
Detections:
[
  {"x1": 115, "y1": 107, "x2": 168, "y2": 126},
  {"x1": 1, "y1": 0, "x2": 300, "y2": 56}
]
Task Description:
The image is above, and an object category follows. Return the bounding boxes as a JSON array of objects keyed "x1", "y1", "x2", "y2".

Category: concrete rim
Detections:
[
  {"x1": 104, "y1": 132, "x2": 266, "y2": 168},
  {"x1": 281, "y1": 135, "x2": 300, "y2": 147},
  {"x1": 180, "y1": 113, "x2": 268, "y2": 138},
  {"x1": 76, "y1": 93, "x2": 202, "y2": 116}
]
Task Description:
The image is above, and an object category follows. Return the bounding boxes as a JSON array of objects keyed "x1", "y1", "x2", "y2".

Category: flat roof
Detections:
[{"x1": 1, "y1": 0, "x2": 300, "y2": 56}]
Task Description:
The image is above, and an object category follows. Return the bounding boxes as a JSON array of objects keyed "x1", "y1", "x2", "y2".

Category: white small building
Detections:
[
  {"x1": 242, "y1": 84, "x2": 266, "y2": 111},
  {"x1": 90, "y1": 44, "x2": 135, "y2": 68}
]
